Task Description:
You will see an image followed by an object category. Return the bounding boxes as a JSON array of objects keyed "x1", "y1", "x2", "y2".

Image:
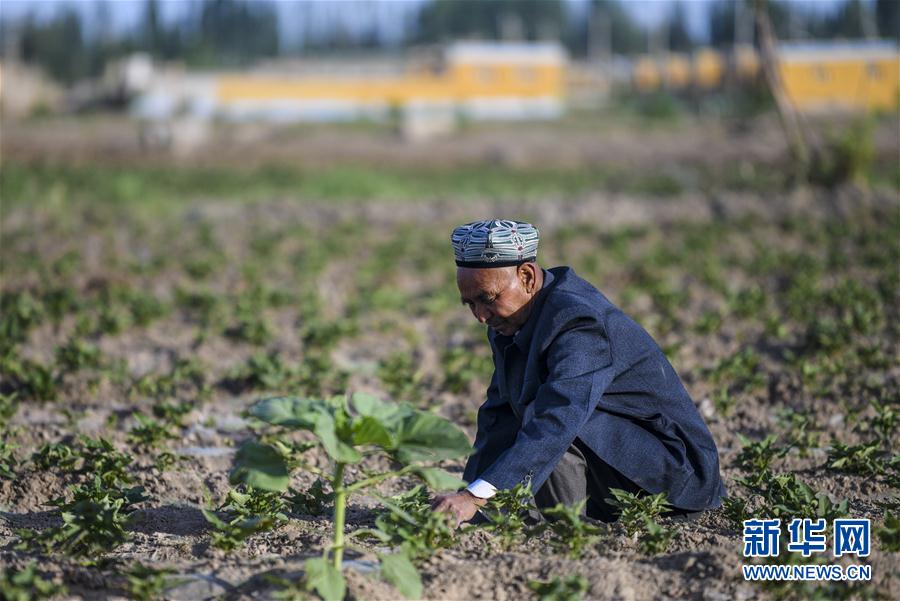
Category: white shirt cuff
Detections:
[{"x1": 465, "y1": 478, "x2": 497, "y2": 499}]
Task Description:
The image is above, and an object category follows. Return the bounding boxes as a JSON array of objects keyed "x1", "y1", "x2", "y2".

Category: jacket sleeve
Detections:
[
  {"x1": 462, "y1": 369, "x2": 519, "y2": 484},
  {"x1": 478, "y1": 316, "x2": 616, "y2": 492}
]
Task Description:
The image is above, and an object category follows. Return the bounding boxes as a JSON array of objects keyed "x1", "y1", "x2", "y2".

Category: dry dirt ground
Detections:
[{"x1": 1, "y1": 117, "x2": 898, "y2": 600}]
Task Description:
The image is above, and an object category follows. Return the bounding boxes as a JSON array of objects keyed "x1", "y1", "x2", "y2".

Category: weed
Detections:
[{"x1": 528, "y1": 574, "x2": 589, "y2": 601}]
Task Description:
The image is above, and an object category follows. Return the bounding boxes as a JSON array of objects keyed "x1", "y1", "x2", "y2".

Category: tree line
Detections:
[{"x1": 2, "y1": 0, "x2": 898, "y2": 85}]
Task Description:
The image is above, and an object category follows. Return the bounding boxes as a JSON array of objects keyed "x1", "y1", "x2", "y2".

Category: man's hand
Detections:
[{"x1": 431, "y1": 490, "x2": 488, "y2": 528}]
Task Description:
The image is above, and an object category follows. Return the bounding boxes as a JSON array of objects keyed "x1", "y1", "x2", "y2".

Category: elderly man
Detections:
[{"x1": 433, "y1": 219, "x2": 725, "y2": 526}]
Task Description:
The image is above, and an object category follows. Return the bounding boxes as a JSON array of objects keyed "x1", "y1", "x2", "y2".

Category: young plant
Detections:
[
  {"x1": 0, "y1": 392, "x2": 19, "y2": 429},
  {"x1": 0, "y1": 441, "x2": 18, "y2": 479},
  {"x1": 230, "y1": 392, "x2": 471, "y2": 601},
  {"x1": 528, "y1": 574, "x2": 589, "y2": 601},
  {"x1": 0, "y1": 562, "x2": 66, "y2": 601},
  {"x1": 875, "y1": 512, "x2": 899, "y2": 552},
  {"x1": 284, "y1": 478, "x2": 332, "y2": 516},
  {"x1": 639, "y1": 518, "x2": 675, "y2": 554},
  {"x1": 827, "y1": 440, "x2": 888, "y2": 476},
  {"x1": 479, "y1": 482, "x2": 536, "y2": 551},
  {"x1": 605, "y1": 489, "x2": 672, "y2": 537},
  {"x1": 734, "y1": 434, "x2": 791, "y2": 485},
  {"x1": 357, "y1": 485, "x2": 456, "y2": 562},
  {"x1": 122, "y1": 563, "x2": 179, "y2": 601},
  {"x1": 535, "y1": 499, "x2": 604, "y2": 559},
  {"x1": 18, "y1": 476, "x2": 149, "y2": 556},
  {"x1": 202, "y1": 486, "x2": 285, "y2": 552}
]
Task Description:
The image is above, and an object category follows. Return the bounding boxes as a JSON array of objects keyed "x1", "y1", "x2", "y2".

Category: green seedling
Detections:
[
  {"x1": 152, "y1": 400, "x2": 193, "y2": 427},
  {"x1": 0, "y1": 441, "x2": 18, "y2": 479},
  {"x1": 132, "y1": 358, "x2": 208, "y2": 400},
  {"x1": 605, "y1": 488, "x2": 672, "y2": 537},
  {"x1": 875, "y1": 512, "x2": 899, "y2": 552},
  {"x1": 0, "y1": 562, "x2": 66, "y2": 601},
  {"x1": 639, "y1": 518, "x2": 674, "y2": 554},
  {"x1": 0, "y1": 291, "x2": 44, "y2": 345},
  {"x1": 377, "y1": 351, "x2": 424, "y2": 405},
  {"x1": 734, "y1": 434, "x2": 791, "y2": 484},
  {"x1": 122, "y1": 563, "x2": 179, "y2": 601},
  {"x1": 18, "y1": 476, "x2": 148, "y2": 556},
  {"x1": 202, "y1": 486, "x2": 287, "y2": 551},
  {"x1": 0, "y1": 392, "x2": 19, "y2": 428},
  {"x1": 776, "y1": 410, "x2": 821, "y2": 458},
  {"x1": 440, "y1": 347, "x2": 492, "y2": 394},
  {"x1": 535, "y1": 499, "x2": 604, "y2": 559},
  {"x1": 285, "y1": 478, "x2": 332, "y2": 516},
  {"x1": 55, "y1": 338, "x2": 102, "y2": 372},
  {"x1": 528, "y1": 574, "x2": 589, "y2": 601},
  {"x1": 2, "y1": 356, "x2": 59, "y2": 401},
  {"x1": 828, "y1": 440, "x2": 889, "y2": 476},
  {"x1": 743, "y1": 472, "x2": 849, "y2": 522},
  {"x1": 722, "y1": 495, "x2": 751, "y2": 530},
  {"x1": 230, "y1": 392, "x2": 471, "y2": 601},
  {"x1": 75, "y1": 436, "x2": 133, "y2": 486},
  {"x1": 870, "y1": 399, "x2": 898, "y2": 448},
  {"x1": 31, "y1": 441, "x2": 78, "y2": 471},
  {"x1": 128, "y1": 413, "x2": 178, "y2": 448},
  {"x1": 357, "y1": 485, "x2": 456, "y2": 562},
  {"x1": 480, "y1": 482, "x2": 535, "y2": 551}
]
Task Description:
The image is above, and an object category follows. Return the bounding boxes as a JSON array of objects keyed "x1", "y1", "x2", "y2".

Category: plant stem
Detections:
[{"x1": 332, "y1": 461, "x2": 346, "y2": 570}]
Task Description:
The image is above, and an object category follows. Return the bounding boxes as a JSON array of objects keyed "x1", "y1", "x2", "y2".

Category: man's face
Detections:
[{"x1": 457, "y1": 264, "x2": 537, "y2": 336}]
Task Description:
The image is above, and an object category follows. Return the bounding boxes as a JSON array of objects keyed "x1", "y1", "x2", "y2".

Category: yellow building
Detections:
[
  {"x1": 136, "y1": 42, "x2": 567, "y2": 123},
  {"x1": 777, "y1": 41, "x2": 900, "y2": 111}
]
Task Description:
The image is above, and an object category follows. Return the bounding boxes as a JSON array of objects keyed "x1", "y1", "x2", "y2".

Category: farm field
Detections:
[{"x1": 1, "y1": 116, "x2": 899, "y2": 600}]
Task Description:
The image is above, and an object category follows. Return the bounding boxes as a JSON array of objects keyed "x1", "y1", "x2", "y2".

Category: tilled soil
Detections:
[{"x1": 1, "y1": 147, "x2": 898, "y2": 599}]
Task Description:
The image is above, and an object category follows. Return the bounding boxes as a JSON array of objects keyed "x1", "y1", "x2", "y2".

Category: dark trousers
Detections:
[{"x1": 533, "y1": 439, "x2": 643, "y2": 522}]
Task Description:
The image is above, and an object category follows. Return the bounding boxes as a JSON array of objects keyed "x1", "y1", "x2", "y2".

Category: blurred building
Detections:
[
  {"x1": 777, "y1": 41, "x2": 900, "y2": 112},
  {"x1": 132, "y1": 41, "x2": 566, "y2": 128}
]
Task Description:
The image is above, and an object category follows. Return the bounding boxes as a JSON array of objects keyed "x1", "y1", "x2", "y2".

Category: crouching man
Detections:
[{"x1": 433, "y1": 219, "x2": 726, "y2": 526}]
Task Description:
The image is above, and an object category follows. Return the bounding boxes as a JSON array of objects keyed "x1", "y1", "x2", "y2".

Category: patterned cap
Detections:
[{"x1": 450, "y1": 219, "x2": 540, "y2": 268}]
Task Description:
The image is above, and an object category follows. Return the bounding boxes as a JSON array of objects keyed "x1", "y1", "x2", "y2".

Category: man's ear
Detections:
[{"x1": 518, "y1": 263, "x2": 537, "y2": 294}]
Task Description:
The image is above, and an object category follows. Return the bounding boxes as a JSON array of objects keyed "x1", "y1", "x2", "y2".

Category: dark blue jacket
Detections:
[{"x1": 462, "y1": 266, "x2": 726, "y2": 511}]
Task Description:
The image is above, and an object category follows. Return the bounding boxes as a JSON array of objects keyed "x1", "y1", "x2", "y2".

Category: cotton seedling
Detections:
[
  {"x1": 201, "y1": 486, "x2": 287, "y2": 551},
  {"x1": 0, "y1": 441, "x2": 18, "y2": 479},
  {"x1": 527, "y1": 574, "x2": 589, "y2": 601},
  {"x1": 0, "y1": 562, "x2": 67, "y2": 601},
  {"x1": 55, "y1": 338, "x2": 103, "y2": 373},
  {"x1": 605, "y1": 488, "x2": 672, "y2": 538},
  {"x1": 0, "y1": 392, "x2": 18, "y2": 429},
  {"x1": 440, "y1": 347, "x2": 492, "y2": 394},
  {"x1": 734, "y1": 434, "x2": 791, "y2": 485},
  {"x1": 752, "y1": 472, "x2": 849, "y2": 522},
  {"x1": 357, "y1": 485, "x2": 456, "y2": 562},
  {"x1": 18, "y1": 476, "x2": 149, "y2": 557},
  {"x1": 639, "y1": 518, "x2": 674, "y2": 555},
  {"x1": 827, "y1": 440, "x2": 889, "y2": 476},
  {"x1": 128, "y1": 413, "x2": 178, "y2": 448},
  {"x1": 230, "y1": 392, "x2": 470, "y2": 601},
  {"x1": 284, "y1": 478, "x2": 332, "y2": 516},
  {"x1": 31, "y1": 441, "x2": 78, "y2": 471},
  {"x1": 377, "y1": 351, "x2": 424, "y2": 406},
  {"x1": 875, "y1": 512, "x2": 899, "y2": 552},
  {"x1": 479, "y1": 482, "x2": 536, "y2": 551},
  {"x1": 535, "y1": 499, "x2": 604, "y2": 559},
  {"x1": 122, "y1": 563, "x2": 180, "y2": 601}
]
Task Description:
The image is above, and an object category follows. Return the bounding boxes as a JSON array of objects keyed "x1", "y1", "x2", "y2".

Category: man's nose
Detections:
[{"x1": 473, "y1": 305, "x2": 490, "y2": 324}]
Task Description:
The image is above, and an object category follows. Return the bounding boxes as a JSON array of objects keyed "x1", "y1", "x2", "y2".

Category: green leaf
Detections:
[
  {"x1": 305, "y1": 557, "x2": 345, "y2": 601},
  {"x1": 251, "y1": 396, "x2": 326, "y2": 430},
  {"x1": 412, "y1": 467, "x2": 466, "y2": 491},
  {"x1": 379, "y1": 552, "x2": 422, "y2": 600},
  {"x1": 313, "y1": 413, "x2": 363, "y2": 464},
  {"x1": 229, "y1": 441, "x2": 290, "y2": 492},
  {"x1": 351, "y1": 415, "x2": 394, "y2": 448},
  {"x1": 394, "y1": 412, "x2": 471, "y2": 464},
  {"x1": 352, "y1": 392, "x2": 407, "y2": 424}
]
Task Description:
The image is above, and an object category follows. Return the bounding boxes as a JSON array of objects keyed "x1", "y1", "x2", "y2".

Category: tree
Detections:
[
  {"x1": 667, "y1": 2, "x2": 694, "y2": 52},
  {"x1": 875, "y1": 0, "x2": 900, "y2": 39}
]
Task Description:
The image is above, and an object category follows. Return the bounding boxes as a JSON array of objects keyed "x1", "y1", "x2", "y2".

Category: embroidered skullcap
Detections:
[{"x1": 450, "y1": 219, "x2": 540, "y2": 268}]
